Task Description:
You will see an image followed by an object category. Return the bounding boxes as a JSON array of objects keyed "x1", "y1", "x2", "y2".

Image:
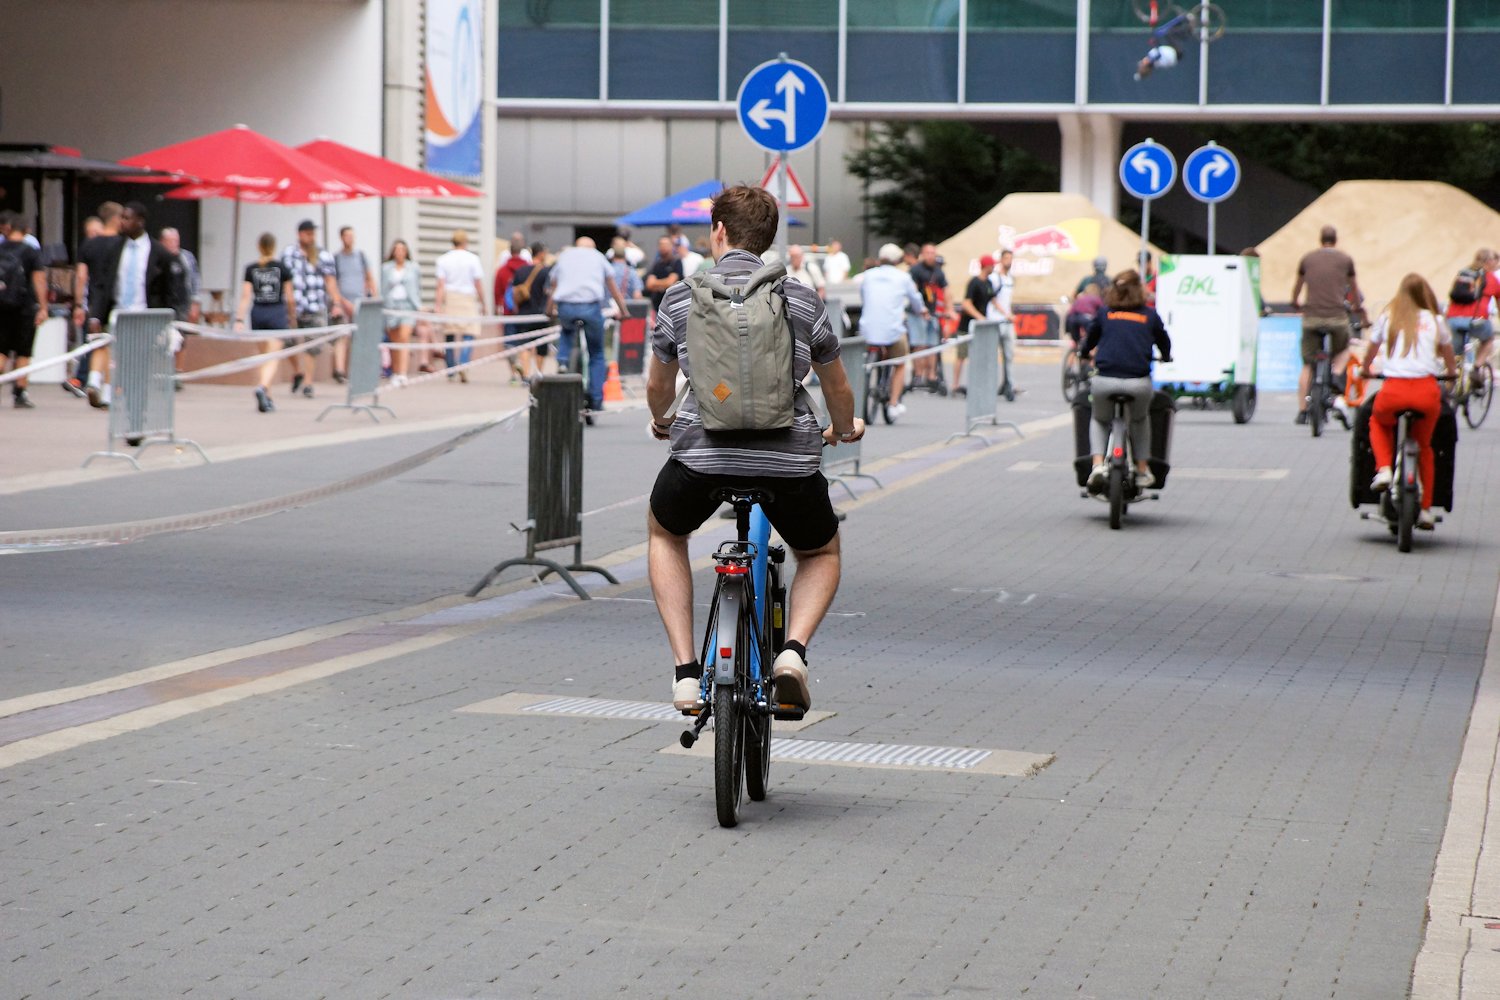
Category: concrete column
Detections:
[
  {"x1": 386, "y1": 0, "x2": 499, "y2": 300},
  {"x1": 1057, "y1": 112, "x2": 1119, "y2": 218},
  {"x1": 1085, "y1": 113, "x2": 1121, "y2": 219},
  {"x1": 1058, "y1": 114, "x2": 1087, "y2": 202}
]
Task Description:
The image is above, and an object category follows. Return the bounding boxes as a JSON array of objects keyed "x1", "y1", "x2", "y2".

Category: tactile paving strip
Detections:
[
  {"x1": 521, "y1": 695, "x2": 683, "y2": 722},
  {"x1": 767, "y1": 737, "x2": 991, "y2": 769}
]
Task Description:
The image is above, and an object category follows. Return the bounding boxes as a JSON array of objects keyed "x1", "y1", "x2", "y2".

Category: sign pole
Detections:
[
  {"x1": 1207, "y1": 202, "x2": 1216, "y2": 254},
  {"x1": 776, "y1": 155, "x2": 789, "y2": 262},
  {"x1": 1139, "y1": 199, "x2": 1151, "y2": 274}
]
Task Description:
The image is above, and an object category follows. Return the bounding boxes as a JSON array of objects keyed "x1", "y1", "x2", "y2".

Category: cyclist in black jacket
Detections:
[{"x1": 1080, "y1": 270, "x2": 1172, "y2": 490}]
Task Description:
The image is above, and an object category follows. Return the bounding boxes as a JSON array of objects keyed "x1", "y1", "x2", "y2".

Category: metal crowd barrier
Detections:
[
  {"x1": 318, "y1": 299, "x2": 394, "y2": 423},
  {"x1": 822, "y1": 310, "x2": 880, "y2": 500},
  {"x1": 468, "y1": 374, "x2": 620, "y2": 599},
  {"x1": 947, "y1": 319, "x2": 1023, "y2": 445},
  {"x1": 84, "y1": 309, "x2": 208, "y2": 469}
]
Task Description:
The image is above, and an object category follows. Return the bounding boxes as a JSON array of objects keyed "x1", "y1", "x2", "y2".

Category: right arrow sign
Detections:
[{"x1": 1183, "y1": 143, "x2": 1241, "y2": 205}]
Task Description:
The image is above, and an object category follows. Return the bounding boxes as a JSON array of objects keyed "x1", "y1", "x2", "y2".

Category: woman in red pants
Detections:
[{"x1": 1362, "y1": 274, "x2": 1457, "y2": 528}]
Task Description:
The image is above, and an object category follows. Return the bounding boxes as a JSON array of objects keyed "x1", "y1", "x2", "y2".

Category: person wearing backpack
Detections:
[
  {"x1": 645, "y1": 185, "x2": 865, "y2": 713},
  {"x1": 1444, "y1": 248, "x2": 1500, "y2": 371},
  {"x1": 0, "y1": 211, "x2": 48, "y2": 409}
]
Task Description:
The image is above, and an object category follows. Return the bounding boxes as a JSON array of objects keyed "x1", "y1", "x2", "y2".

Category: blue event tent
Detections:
[{"x1": 615, "y1": 179, "x2": 802, "y2": 227}]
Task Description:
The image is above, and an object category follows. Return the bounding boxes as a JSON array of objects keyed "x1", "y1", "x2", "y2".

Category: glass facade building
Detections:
[{"x1": 499, "y1": 1, "x2": 1500, "y2": 111}]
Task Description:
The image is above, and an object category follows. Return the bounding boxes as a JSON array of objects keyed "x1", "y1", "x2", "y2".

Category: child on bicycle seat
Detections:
[
  {"x1": 1363, "y1": 274, "x2": 1458, "y2": 529},
  {"x1": 645, "y1": 185, "x2": 865, "y2": 713},
  {"x1": 1080, "y1": 270, "x2": 1172, "y2": 491}
]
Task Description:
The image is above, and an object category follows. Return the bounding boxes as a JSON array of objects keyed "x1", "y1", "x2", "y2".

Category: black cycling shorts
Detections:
[
  {"x1": 0, "y1": 310, "x2": 36, "y2": 357},
  {"x1": 649, "y1": 459, "x2": 840, "y2": 552}
]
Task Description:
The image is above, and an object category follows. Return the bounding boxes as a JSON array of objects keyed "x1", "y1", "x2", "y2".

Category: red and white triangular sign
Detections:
[{"x1": 759, "y1": 157, "x2": 812, "y2": 210}]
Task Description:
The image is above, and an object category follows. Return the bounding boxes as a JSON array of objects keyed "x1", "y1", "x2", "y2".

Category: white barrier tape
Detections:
[
  {"x1": 382, "y1": 309, "x2": 549, "y2": 326},
  {"x1": 0, "y1": 335, "x2": 113, "y2": 386},
  {"x1": 175, "y1": 321, "x2": 354, "y2": 342},
  {"x1": 0, "y1": 409, "x2": 523, "y2": 555},
  {"x1": 175, "y1": 330, "x2": 349, "y2": 382},
  {"x1": 865, "y1": 333, "x2": 975, "y2": 369},
  {"x1": 385, "y1": 329, "x2": 562, "y2": 391},
  {"x1": 384, "y1": 327, "x2": 550, "y2": 351}
]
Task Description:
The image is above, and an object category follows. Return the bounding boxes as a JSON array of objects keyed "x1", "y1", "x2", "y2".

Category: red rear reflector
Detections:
[
  {"x1": 1112, "y1": 447, "x2": 1124, "y2": 458},
  {"x1": 720, "y1": 646, "x2": 732, "y2": 658},
  {"x1": 715, "y1": 564, "x2": 748, "y2": 575}
]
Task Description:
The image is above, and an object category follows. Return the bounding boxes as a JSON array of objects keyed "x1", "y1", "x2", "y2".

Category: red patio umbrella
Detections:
[
  {"x1": 295, "y1": 139, "x2": 482, "y2": 199},
  {"x1": 121, "y1": 125, "x2": 378, "y2": 295}
]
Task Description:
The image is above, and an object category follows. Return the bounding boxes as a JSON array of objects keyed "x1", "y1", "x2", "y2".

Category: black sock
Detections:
[
  {"x1": 783, "y1": 640, "x2": 806, "y2": 663},
  {"x1": 675, "y1": 661, "x2": 701, "y2": 682}
]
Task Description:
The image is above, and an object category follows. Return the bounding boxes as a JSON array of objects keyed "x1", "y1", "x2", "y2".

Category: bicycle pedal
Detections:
[
  {"x1": 772, "y1": 705, "x2": 806, "y2": 721},
  {"x1": 681, "y1": 707, "x2": 702, "y2": 717}
]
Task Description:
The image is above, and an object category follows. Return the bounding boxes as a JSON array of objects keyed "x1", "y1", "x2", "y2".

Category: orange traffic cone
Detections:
[{"x1": 603, "y1": 361, "x2": 624, "y2": 402}]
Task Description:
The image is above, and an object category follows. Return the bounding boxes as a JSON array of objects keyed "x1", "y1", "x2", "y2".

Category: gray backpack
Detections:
[{"x1": 675, "y1": 262, "x2": 798, "y2": 432}]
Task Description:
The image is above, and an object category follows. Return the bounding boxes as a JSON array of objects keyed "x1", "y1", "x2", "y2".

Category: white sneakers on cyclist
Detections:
[
  {"x1": 1087, "y1": 463, "x2": 1107, "y2": 490},
  {"x1": 673, "y1": 676, "x2": 703, "y2": 712},
  {"x1": 1135, "y1": 468, "x2": 1156, "y2": 490},
  {"x1": 1370, "y1": 467, "x2": 1393, "y2": 492},
  {"x1": 771, "y1": 649, "x2": 811, "y2": 711},
  {"x1": 1418, "y1": 508, "x2": 1437, "y2": 530},
  {"x1": 887, "y1": 401, "x2": 907, "y2": 422}
]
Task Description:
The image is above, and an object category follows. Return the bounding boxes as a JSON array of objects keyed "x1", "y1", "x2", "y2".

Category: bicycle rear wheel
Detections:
[
  {"x1": 1396, "y1": 449, "x2": 1417, "y2": 553},
  {"x1": 863, "y1": 365, "x2": 879, "y2": 423},
  {"x1": 745, "y1": 576, "x2": 776, "y2": 803},
  {"x1": 1108, "y1": 464, "x2": 1125, "y2": 530},
  {"x1": 1465, "y1": 364, "x2": 1493, "y2": 428},
  {"x1": 713, "y1": 680, "x2": 743, "y2": 827},
  {"x1": 1194, "y1": 2, "x2": 1227, "y2": 40}
]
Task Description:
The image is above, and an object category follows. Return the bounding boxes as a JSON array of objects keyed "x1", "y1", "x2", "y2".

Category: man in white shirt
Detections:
[
  {"x1": 546, "y1": 236, "x2": 630, "y2": 414},
  {"x1": 986, "y1": 249, "x2": 1018, "y2": 399},
  {"x1": 822, "y1": 239, "x2": 851, "y2": 284},
  {"x1": 676, "y1": 239, "x2": 705, "y2": 277},
  {"x1": 857, "y1": 243, "x2": 927, "y2": 421},
  {"x1": 434, "y1": 229, "x2": 487, "y2": 381}
]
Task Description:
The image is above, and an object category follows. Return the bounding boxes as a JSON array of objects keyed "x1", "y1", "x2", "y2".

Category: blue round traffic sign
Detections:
[
  {"x1": 736, "y1": 59, "x2": 830, "y2": 154},
  {"x1": 1183, "y1": 143, "x2": 1241, "y2": 204},
  {"x1": 1118, "y1": 140, "x2": 1177, "y2": 201}
]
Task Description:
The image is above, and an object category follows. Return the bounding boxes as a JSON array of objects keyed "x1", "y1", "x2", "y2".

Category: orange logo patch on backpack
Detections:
[{"x1": 712, "y1": 381, "x2": 733, "y2": 402}]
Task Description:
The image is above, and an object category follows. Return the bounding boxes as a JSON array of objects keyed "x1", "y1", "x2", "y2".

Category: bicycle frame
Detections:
[{"x1": 700, "y1": 504, "x2": 771, "y2": 701}]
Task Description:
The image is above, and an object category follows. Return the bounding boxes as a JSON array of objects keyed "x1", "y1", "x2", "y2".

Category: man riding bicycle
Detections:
[
  {"x1": 645, "y1": 185, "x2": 865, "y2": 714},
  {"x1": 1291, "y1": 225, "x2": 1361, "y2": 425},
  {"x1": 858, "y1": 242, "x2": 928, "y2": 421}
]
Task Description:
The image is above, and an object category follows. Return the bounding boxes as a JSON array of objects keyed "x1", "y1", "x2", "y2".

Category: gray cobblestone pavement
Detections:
[{"x1": 2, "y1": 364, "x2": 1498, "y2": 998}]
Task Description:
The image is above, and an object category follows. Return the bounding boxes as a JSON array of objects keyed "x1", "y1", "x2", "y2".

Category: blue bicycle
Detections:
[{"x1": 679, "y1": 489, "x2": 796, "y2": 827}]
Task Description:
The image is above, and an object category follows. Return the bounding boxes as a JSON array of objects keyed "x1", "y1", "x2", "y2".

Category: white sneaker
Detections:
[
  {"x1": 1370, "y1": 467, "x2": 1393, "y2": 492},
  {"x1": 771, "y1": 648, "x2": 811, "y2": 711},
  {"x1": 1136, "y1": 469, "x2": 1156, "y2": 490},
  {"x1": 1086, "y1": 463, "x2": 1107, "y2": 490},
  {"x1": 1418, "y1": 508, "x2": 1436, "y2": 530},
  {"x1": 673, "y1": 675, "x2": 703, "y2": 713},
  {"x1": 887, "y1": 402, "x2": 907, "y2": 422}
]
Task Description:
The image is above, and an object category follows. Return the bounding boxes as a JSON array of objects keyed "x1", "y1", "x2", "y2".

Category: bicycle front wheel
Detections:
[
  {"x1": 1465, "y1": 364, "x2": 1493, "y2": 428},
  {"x1": 714, "y1": 681, "x2": 743, "y2": 827}
]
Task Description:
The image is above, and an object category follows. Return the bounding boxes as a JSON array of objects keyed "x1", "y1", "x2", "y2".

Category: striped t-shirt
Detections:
[{"x1": 652, "y1": 249, "x2": 839, "y2": 477}]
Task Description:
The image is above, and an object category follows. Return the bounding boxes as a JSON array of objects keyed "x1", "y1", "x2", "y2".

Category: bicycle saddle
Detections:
[
  {"x1": 1108, "y1": 392, "x2": 1138, "y2": 403},
  {"x1": 711, "y1": 487, "x2": 775, "y2": 507}
]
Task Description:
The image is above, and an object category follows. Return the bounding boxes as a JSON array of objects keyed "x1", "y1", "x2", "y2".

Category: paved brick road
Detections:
[{"x1": 1, "y1": 369, "x2": 1496, "y2": 998}]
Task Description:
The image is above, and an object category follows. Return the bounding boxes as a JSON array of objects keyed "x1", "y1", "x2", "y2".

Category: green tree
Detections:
[
  {"x1": 846, "y1": 121, "x2": 1059, "y2": 246},
  {"x1": 1202, "y1": 122, "x2": 1500, "y2": 204}
]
